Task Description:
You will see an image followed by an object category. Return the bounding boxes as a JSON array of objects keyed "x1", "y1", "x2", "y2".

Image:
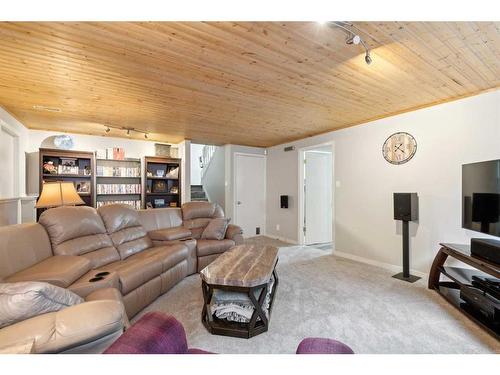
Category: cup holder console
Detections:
[
  {"x1": 89, "y1": 276, "x2": 104, "y2": 283},
  {"x1": 95, "y1": 271, "x2": 110, "y2": 277}
]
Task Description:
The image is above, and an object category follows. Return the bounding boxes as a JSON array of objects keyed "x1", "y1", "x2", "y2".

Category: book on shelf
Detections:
[{"x1": 97, "y1": 183, "x2": 141, "y2": 194}]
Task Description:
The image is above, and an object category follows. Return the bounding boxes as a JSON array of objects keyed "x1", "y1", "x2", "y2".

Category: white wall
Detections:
[
  {"x1": 201, "y1": 146, "x2": 226, "y2": 209},
  {"x1": 0, "y1": 108, "x2": 36, "y2": 225},
  {"x1": 190, "y1": 143, "x2": 204, "y2": 185},
  {"x1": 266, "y1": 90, "x2": 500, "y2": 273},
  {"x1": 0, "y1": 107, "x2": 29, "y2": 198}
]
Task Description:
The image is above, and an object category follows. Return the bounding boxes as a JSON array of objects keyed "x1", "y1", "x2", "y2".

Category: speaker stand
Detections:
[{"x1": 392, "y1": 220, "x2": 421, "y2": 283}]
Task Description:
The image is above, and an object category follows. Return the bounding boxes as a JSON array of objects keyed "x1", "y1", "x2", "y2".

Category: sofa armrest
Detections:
[
  {"x1": 225, "y1": 224, "x2": 244, "y2": 245},
  {"x1": 86, "y1": 287, "x2": 130, "y2": 328},
  {"x1": 0, "y1": 300, "x2": 125, "y2": 353},
  {"x1": 148, "y1": 227, "x2": 192, "y2": 241},
  {"x1": 5, "y1": 255, "x2": 92, "y2": 288}
]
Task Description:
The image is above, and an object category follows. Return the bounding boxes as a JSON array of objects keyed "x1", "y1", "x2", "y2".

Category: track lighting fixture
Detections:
[
  {"x1": 329, "y1": 21, "x2": 373, "y2": 65},
  {"x1": 103, "y1": 124, "x2": 150, "y2": 139}
]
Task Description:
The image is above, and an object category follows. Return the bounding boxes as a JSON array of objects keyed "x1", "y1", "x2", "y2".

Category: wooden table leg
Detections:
[{"x1": 428, "y1": 247, "x2": 448, "y2": 289}]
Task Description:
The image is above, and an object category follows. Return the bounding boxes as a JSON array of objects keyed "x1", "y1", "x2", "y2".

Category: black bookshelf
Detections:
[
  {"x1": 144, "y1": 156, "x2": 181, "y2": 209},
  {"x1": 38, "y1": 148, "x2": 95, "y2": 219}
]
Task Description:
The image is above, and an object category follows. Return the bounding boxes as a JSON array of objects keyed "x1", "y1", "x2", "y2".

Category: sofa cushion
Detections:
[
  {"x1": 196, "y1": 239, "x2": 235, "y2": 257},
  {"x1": 0, "y1": 281, "x2": 83, "y2": 328},
  {"x1": 181, "y1": 201, "x2": 218, "y2": 220},
  {"x1": 138, "y1": 208, "x2": 183, "y2": 231},
  {"x1": 98, "y1": 205, "x2": 153, "y2": 260},
  {"x1": 38, "y1": 206, "x2": 120, "y2": 268},
  {"x1": 5, "y1": 255, "x2": 92, "y2": 288},
  {"x1": 98, "y1": 257, "x2": 163, "y2": 295},
  {"x1": 201, "y1": 218, "x2": 230, "y2": 240},
  {"x1": 148, "y1": 227, "x2": 192, "y2": 241}
]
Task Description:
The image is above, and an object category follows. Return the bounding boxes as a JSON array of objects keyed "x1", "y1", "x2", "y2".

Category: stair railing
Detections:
[{"x1": 200, "y1": 145, "x2": 217, "y2": 179}]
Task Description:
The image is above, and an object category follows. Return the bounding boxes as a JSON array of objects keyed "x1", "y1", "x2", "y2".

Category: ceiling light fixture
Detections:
[
  {"x1": 345, "y1": 34, "x2": 361, "y2": 45},
  {"x1": 103, "y1": 124, "x2": 151, "y2": 139},
  {"x1": 329, "y1": 21, "x2": 373, "y2": 65},
  {"x1": 365, "y1": 51, "x2": 372, "y2": 65}
]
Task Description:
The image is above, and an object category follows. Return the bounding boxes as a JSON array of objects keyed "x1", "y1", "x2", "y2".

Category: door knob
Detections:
[{"x1": 237, "y1": 201, "x2": 242, "y2": 205}]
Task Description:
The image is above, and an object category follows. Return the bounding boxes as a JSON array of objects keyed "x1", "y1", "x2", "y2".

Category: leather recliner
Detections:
[{"x1": 0, "y1": 202, "x2": 242, "y2": 352}]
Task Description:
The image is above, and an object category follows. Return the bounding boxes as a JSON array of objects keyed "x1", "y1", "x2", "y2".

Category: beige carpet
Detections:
[{"x1": 134, "y1": 241, "x2": 499, "y2": 354}]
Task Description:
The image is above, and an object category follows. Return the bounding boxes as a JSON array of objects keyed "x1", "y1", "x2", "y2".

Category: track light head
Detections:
[
  {"x1": 365, "y1": 52, "x2": 372, "y2": 65},
  {"x1": 346, "y1": 34, "x2": 361, "y2": 45},
  {"x1": 105, "y1": 126, "x2": 110, "y2": 133},
  {"x1": 126, "y1": 129, "x2": 131, "y2": 136},
  {"x1": 144, "y1": 133, "x2": 148, "y2": 139}
]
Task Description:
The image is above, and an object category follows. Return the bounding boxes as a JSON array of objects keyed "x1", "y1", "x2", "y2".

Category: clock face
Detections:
[{"x1": 382, "y1": 132, "x2": 417, "y2": 165}]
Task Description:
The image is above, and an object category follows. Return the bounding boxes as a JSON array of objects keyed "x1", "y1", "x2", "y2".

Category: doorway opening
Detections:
[{"x1": 298, "y1": 143, "x2": 334, "y2": 249}]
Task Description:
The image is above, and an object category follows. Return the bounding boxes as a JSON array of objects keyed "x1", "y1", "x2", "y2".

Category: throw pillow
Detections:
[
  {"x1": 201, "y1": 218, "x2": 230, "y2": 240},
  {"x1": 0, "y1": 281, "x2": 84, "y2": 328}
]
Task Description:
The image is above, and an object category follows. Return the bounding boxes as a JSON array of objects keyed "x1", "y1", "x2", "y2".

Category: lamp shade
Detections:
[{"x1": 36, "y1": 182, "x2": 85, "y2": 208}]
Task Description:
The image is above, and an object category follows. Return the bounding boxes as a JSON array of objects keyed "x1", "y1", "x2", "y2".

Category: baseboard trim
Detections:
[
  {"x1": 333, "y1": 250, "x2": 428, "y2": 279},
  {"x1": 260, "y1": 235, "x2": 299, "y2": 245}
]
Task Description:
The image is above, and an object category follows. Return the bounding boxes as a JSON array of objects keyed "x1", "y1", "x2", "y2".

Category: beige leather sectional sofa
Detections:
[{"x1": 0, "y1": 201, "x2": 243, "y2": 353}]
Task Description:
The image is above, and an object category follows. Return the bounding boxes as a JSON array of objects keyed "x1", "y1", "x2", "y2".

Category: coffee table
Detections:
[{"x1": 200, "y1": 244, "x2": 279, "y2": 338}]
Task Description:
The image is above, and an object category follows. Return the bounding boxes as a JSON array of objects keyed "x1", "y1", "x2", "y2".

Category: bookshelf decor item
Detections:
[
  {"x1": 144, "y1": 156, "x2": 181, "y2": 209},
  {"x1": 38, "y1": 148, "x2": 95, "y2": 218},
  {"x1": 95, "y1": 156, "x2": 142, "y2": 210},
  {"x1": 155, "y1": 143, "x2": 171, "y2": 157}
]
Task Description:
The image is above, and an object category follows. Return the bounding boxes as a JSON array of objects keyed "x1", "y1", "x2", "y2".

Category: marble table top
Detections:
[{"x1": 200, "y1": 244, "x2": 278, "y2": 287}]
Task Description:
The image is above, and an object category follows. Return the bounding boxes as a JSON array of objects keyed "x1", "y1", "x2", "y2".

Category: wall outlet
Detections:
[
  {"x1": 276, "y1": 224, "x2": 280, "y2": 231},
  {"x1": 256, "y1": 227, "x2": 260, "y2": 235}
]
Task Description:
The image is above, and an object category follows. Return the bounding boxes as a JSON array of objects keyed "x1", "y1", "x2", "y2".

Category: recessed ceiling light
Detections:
[{"x1": 33, "y1": 105, "x2": 61, "y2": 112}]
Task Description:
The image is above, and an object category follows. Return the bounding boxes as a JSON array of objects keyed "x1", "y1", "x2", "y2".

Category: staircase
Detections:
[{"x1": 191, "y1": 185, "x2": 208, "y2": 202}]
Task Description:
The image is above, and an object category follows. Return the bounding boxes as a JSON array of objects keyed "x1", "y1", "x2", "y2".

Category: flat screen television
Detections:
[{"x1": 462, "y1": 159, "x2": 500, "y2": 237}]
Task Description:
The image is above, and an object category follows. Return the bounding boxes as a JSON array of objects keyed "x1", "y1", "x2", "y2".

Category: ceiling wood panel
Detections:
[{"x1": 0, "y1": 22, "x2": 498, "y2": 147}]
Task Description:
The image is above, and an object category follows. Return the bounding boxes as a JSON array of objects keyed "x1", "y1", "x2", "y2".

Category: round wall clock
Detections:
[{"x1": 382, "y1": 132, "x2": 417, "y2": 165}]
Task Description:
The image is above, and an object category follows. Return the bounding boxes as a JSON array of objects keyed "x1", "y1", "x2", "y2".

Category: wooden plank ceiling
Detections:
[{"x1": 0, "y1": 22, "x2": 499, "y2": 147}]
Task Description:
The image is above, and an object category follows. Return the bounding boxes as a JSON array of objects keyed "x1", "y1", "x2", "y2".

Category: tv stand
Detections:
[{"x1": 429, "y1": 243, "x2": 500, "y2": 340}]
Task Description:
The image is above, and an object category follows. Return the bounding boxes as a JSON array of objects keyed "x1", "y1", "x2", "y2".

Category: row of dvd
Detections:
[
  {"x1": 96, "y1": 166, "x2": 140, "y2": 177},
  {"x1": 97, "y1": 183, "x2": 141, "y2": 194}
]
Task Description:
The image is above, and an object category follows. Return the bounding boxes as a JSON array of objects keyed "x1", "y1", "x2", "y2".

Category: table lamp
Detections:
[{"x1": 36, "y1": 181, "x2": 85, "y2": 208}]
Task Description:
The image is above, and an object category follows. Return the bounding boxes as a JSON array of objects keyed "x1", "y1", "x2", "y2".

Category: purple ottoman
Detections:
[
  {"x1": 104, "y1": 312, "x2": 212, "y2": 354},
  {"x1": 296, "y1": 338, "x2": 354, "y2": 354}
]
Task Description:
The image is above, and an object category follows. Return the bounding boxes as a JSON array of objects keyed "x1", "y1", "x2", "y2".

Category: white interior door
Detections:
[
  {"x1": 304, "y1": 150, "x2": 332, "y2": 245},
  {"x1": 235, "y1": 154, "x2": 266, "y2": 237}
]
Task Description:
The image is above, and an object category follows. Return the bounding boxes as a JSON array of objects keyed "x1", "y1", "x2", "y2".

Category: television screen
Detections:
[{"x1": 462, "y1": 159, "x2": 500, "y2": 236}]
